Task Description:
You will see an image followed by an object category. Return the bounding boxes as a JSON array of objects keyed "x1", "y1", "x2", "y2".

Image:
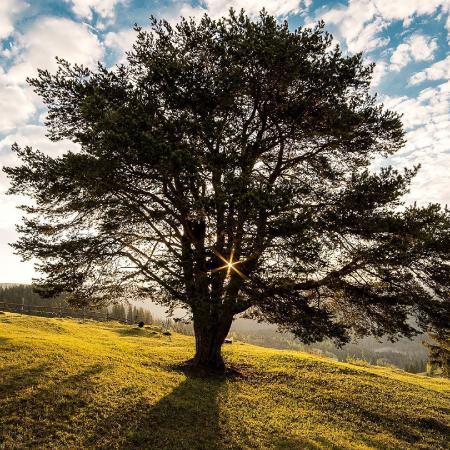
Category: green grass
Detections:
[{"x1": 0, "y1": 312, "x2": 449, "y2": 449}]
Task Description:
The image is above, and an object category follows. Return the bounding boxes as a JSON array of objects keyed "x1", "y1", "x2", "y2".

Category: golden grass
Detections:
[{"x1": 0, "y1": 312, "x2": 449, "y2": 449}]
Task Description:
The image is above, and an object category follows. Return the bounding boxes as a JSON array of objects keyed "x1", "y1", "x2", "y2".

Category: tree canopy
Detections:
[{"x1": 5, "y1": 10, "x2": 450, "y2": 370}]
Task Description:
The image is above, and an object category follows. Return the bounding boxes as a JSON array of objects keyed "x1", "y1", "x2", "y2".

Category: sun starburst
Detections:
[{"x1": 210, "y1": 247, "x2": 248, "y2": 280}]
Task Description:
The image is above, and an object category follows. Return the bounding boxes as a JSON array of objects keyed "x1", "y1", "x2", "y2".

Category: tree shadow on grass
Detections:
[
  {"x1": 311, "y1": 388, "x2": 450, "y2": 449},
  {"x1": 0, "y1": 363, "x2": 49, "y2": 396},
  {"x1": 349, "y1": 400, "x2": 449, "y2": 448},
  {"x1": 0, "y1": 363, "x2": 104, "y2": 448},
  {"x1": 0, "y1": 336, "x2": 10, "y2": 345},
  {"x1": 85, "y1": 373, "x2": 228, "y2": 450},
  {"x1": 270, "y1": 436, "x2": 343, "y2": 450}
]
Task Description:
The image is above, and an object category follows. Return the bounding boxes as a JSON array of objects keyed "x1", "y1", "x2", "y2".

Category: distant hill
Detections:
[{"x1": 0, "y1": 312, "x2": 448, "y2": 449}]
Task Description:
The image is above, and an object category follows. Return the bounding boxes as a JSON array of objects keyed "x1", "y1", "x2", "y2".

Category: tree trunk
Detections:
[{"x1": 190, "y1": 313, "x2": 233, "y2": 373}]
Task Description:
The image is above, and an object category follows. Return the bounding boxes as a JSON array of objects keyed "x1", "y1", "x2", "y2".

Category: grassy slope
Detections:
[{"x1": 0, "y1": 313, "x2": 449, "y2": 450}]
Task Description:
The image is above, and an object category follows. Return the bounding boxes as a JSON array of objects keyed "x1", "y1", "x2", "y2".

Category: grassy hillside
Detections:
[{"x1": 0, "y1": 312, "x2": 449, "y2": 449}]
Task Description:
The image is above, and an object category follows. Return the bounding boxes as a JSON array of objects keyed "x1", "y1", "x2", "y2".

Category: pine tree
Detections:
[
  {"x1": 127, "y1": 304, "x2": 134, "y2": 324},
  {"x1": 425, "y1": 329, "x2": 450, "y2": 377},
  {"x1": 4, "y1": 10, "x2": 450, "y2": 372}
]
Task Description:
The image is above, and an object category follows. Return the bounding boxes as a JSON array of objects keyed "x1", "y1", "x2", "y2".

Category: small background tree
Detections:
[
  {"x1": 424, "y1": 329, "x2": 450, "y2": 378},
  {"x1": 5, "y1": 10, "x2": 450, "y2": 372}
]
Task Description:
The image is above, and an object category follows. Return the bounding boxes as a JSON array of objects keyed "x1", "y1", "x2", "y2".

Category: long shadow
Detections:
[
  {"x1": 0, "y1": 336, "x2": 10, "y2": 345},
  {"x1": 85, "y1": 374, "x2": 227, "y2": 450},
  {"x1": 0, "y1": 363, "x2": 49, "y2": 398},
  {"x1": 301, "y1": 381, "x2": 450, "y2": 448},
  {"x1": 0, "y1": 363, "x2": 103, "y2": 448},
  {"x1": 337, "y1": 398, "x2": 450, "y2": 448},
  {"x1": 0, "y1": 363, "x2": 52, "y2": 447}
]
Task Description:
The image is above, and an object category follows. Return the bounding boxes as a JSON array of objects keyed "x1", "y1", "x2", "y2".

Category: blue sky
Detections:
[{"x1": 0, "y1": 0, "x2": 449, "y2": 282}]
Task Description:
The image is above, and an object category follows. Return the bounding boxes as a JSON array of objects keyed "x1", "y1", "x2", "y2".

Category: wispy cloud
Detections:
[
  {"x1": 0, "y1": 0, "x2": 28, "y2": 40},
  {"x1": 65, "y1": 0, "x2": 128, "y2": 21},
  {"x1": 410, "y1": 54, "x2": 450, "y2": 84},
  {"x1": 390, "y1": 33, "x2": 437, "y2": 71}
]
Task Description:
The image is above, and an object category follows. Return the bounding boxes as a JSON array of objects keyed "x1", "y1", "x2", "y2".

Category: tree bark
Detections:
[{"x1": 190, "y1": 313, "x2": 233, "y2": 373}]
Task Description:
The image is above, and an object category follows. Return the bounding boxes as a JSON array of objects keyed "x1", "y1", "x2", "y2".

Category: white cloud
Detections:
[
  {"x1": 104, "y1": 29, "x2": 137, "y2": 63},
  {"x1": 6, "y1": 17, "x2": 103, "y2": 83},
  {"x1": 65, "y1": 0, "x2": 127, "y2": 21},
  {"x1": 348, "y1": 17, "x2": 389, "y2": 53},
  {"x1": 0, "y1": 228, "x2": 35, "y2": 283},
  {"x1": 0, "y1": 124, "x2": 80, "y2": 157},
  {"x1": 374, "y1": 0, "x2": 450, "y2": 23},
  {"x1": 0, "y1": 17, "x2": 103, "y2": 131},
  {"x1": 409, "y1": 54, "x2": 450, "y2": 84},
  {"x1": 383, "y1": 81, "x2": 450, "y2": 205},
  {"x1": 169, "y1": 0, "x2": 305, "y2": 22},
  {"x1": 371, "y1": 60, "x2": 387, "y2": 86},
  {"x1": 312, "y1": 0, "x2": 389, "y2": 53},
  {"x1": 0, "y1": 0, "x2": 27, "y2": 40},
  {"x1": 311, "y1": 0, "x2": 450, "y2": 54},
  {"x1": 390, "y1": 34, "x2": 437, "y2": 71},
  {"x1": 0, "y1": 69, "x2": 36, "y2": 132},
  {"x1": 384, "y1": 82, "x2": 449, "y2": 131}
]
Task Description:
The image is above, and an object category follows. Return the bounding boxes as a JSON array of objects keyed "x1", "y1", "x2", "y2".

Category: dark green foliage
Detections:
[{"x1": 4, "y1": 10, "x2": 450, "y2": 368}]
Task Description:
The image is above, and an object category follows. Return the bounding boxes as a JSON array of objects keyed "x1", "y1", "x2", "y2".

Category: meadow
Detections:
[{"x1": 0, "y1": 312, "x2": 449, "y2": 449}]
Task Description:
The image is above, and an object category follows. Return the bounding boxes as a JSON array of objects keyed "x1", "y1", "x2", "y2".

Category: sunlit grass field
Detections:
[{"x1": 0, "y1": 312, "x2": 449, "y2": 449}]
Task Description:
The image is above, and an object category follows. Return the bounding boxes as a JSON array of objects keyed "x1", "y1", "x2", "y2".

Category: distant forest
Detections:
[
  {"x1": 0, "y1": 284, "x2": 153, "y2": 325},
  {"x1": 0, "y1": 284, "x2": 428, "y2": 373},
  {"x1": 230, "y1": 325, "x2": 428, "y2": 374}
]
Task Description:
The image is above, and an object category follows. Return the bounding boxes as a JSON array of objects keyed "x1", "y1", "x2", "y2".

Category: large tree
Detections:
[{"x1": 5, "y1": 11, "x2": 450, "y2": 372}]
